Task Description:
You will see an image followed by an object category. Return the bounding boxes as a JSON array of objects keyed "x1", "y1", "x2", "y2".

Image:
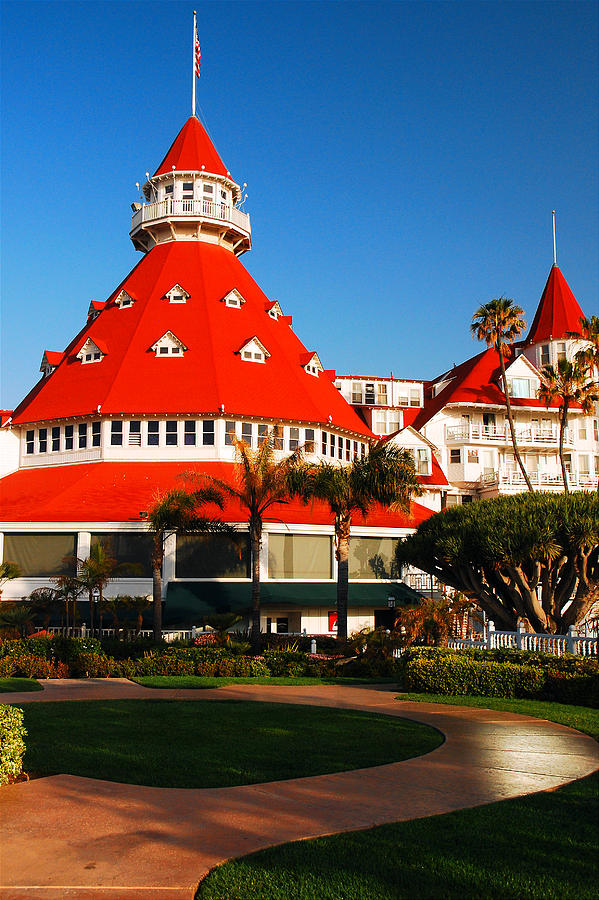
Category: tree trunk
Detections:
[
  {"x1": 498, "y1": 349, "x2": 534, "y2": 491},
  {"x1": 250, "y1": 521, "x2": 262, "y2": 656},
  {"x1": 559, "y1": 400, "x2": 570, "y2": 494},
  {"x1": 88, "y1": 589, "x2": 95, "y2": 633},
  {"x1": 152, "y1": 534, "x2": 163, "y2": 643},
  {"x1": 335, "y1": 514, "x2": 351, "y2": 642}
]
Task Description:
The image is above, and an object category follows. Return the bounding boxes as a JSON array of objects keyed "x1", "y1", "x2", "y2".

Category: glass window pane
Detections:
[
  {"x1": 203, "y1": 421, "x2": 215, "y2": 445},
  {"x1": 3, "y1": 533, "x2": 76, "y2": 576},
  {"x1": 175, "y1": 534, "x2": 249, "y2": 578},
  {"x1": 348, "y1": 537, "x2": 400, "y2": 580},
  {"x1": 90, "y1": 533, "x2": 153, "y2": 577},
  {"x1": 268, "y1": 534, "x2": 332, "y2": 579}
]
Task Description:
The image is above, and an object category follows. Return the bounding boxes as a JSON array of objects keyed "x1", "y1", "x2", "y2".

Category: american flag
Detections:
[{"x1": 194, "y1": 26, "x2": 201, "y2": 77}]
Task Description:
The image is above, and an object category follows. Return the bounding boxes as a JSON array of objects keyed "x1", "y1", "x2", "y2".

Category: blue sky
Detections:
[{"x1": 1, "y1": 0, "x2": 597, "y2": 409}]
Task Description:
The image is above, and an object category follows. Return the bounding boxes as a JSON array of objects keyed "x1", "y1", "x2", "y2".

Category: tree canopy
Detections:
[{"x1": 396, "y1": 492, "x2": 599, "y2": 634}]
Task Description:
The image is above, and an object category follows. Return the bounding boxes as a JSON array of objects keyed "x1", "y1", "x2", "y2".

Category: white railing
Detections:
[
  {"x1": 21, "y1": 448, "x2": 102, "y2": 468},
  {"x1": 46, "y1": 626, "x2": 194, "y2": 643},
  {"x1": 445, "y1": 423, "x2": 573, "y2": 447},
  {"x1": 481, "y1": 469, "x2": 596, "y2": 491},
  {"x1": 447, "y1": 621, "x2": 597, "y2": 656},
  {"x1": 130, "y1": 198, "x2": 251, "y2": 235},
  {"x1": 403, "y1": 573, "x2": 444, "y2": 594}
]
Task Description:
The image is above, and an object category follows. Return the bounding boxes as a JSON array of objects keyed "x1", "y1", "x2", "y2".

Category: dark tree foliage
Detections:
[{"x1": 397, "y1": 492, "x2": 599, "y2": 634}]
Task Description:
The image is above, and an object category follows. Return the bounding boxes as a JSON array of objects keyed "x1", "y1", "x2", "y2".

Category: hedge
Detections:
[
  {"x1": 0, "y1": 705, "x2": 26, "y2": 785},
  {"x1": 402, "y1": 652, "x2": 598, "y2": 706}
]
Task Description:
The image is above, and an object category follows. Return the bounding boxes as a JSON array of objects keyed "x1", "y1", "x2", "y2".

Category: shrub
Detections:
[
  {"x1": 72, "y1": 652, "x2": 118, "y2": 678},
  {"x1": 0, "y1": 705, "x2": 26, "y2": 785},
  {"x1": 0, "y1": 657, "x2": 16, "y2": 678},
  {"x1": 262, "y1": 650, "x2": 309, "y2": 676},
  {"x1": 544, "y1": 672, "x2": 599, "y2": 708},
  {"x1": 403, "y1": 655, "x2": 546, "y2": 699}
]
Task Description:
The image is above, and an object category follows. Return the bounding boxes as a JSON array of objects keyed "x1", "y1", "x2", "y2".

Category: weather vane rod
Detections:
[{"x1": 192, "y1": 10, "x2": 201, "y2": 117}]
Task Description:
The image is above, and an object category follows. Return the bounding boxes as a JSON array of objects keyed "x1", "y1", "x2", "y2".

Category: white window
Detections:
[
  {"x1": 238, "y1": 337, "x2": 270, "y2": 363},
  {"x1": 77, "y1": 339, "x2": 105, "y2": 364},
  {"x1": 164, "y1": 284, "x2": 190, "y2": 304},
  {"x1": 509, "y1": 378, "x2": 532, "y2": 398},
  {"x1": 129, "y1": 421, "x2": 142, "y2": 446},
  {"x1": 579, "y1": 455, "x2": 590, "y2": 475},
  {"x1": 557, "y1": 343, "x2": 567, "y2": 362},
  {"x1": 26, "y1": 430, "x2": 34, "y2": 454},
  {"x1": 184, "y1": 421, "x2": 196, "y2": 446},
  {"x1": 150, "y1": 331, "x2": 188, "y2": 356},
  {"x1": 221, "y1": 289, "x2": 246, "y2": 308},
  {"x1": 225, "y1": 421, "x2": 236, "y2": 446},
  {"x1": 365, "y1": 383, "x2": 376, "y2": 404},
  {"x1": 351, "y1": 383, "x2": 363, "y2": 404},
  {"x1": 303, "y1": 353, "x2": 323, "y2": 376},
  {"x1": 242, "y1": 422, "x2": 253, "y2": 446},
  {"x1": 377, "y1": 384, "x2": 388, "y2": 405},
  {"x1": 110, "y1": 421, "x2": 123, "y2": 446},
  {"x1": 468, "y1": 449, "x2": 479, "y2": 463},
  {"x1": 182, "y1": 181, "x2": 194, "y2": 200},
  {"x1": 267, "y1": 301, "x2": 283, "y2": 320},
  {"x1": 410, "y1": 389, "x2": 421, "y2": 407},
  {"x1": 289, "y1": 427, "x2": 300, "y2": 451},
  {"x1": 115, "y1": 290, "x2": 135, "y2": 309},
  {"x1": 305, "y1": 429, "x2": 315, "y2": 453},
  {"x1": 541, "y1": 344, "x2": 550, "y2": 366},
  {"x1": 450, "y1": 448, "x2": 461, "y2": 464},
  {"x1": 579, "y1": 423, "x2": 587, "y2": 441}
]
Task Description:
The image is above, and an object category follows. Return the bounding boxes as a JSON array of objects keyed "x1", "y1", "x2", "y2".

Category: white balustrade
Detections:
[
  {"x1": 447, "y1": 621, "x2": 597, "y2": 656},
  {"x1": 131, "y1": 198, "x2": 251, "y2": 235}
]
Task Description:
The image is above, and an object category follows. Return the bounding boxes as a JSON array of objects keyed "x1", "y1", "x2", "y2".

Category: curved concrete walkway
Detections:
[{"x1": 1, "y1": 679, "x2": 598, "y2": 900}]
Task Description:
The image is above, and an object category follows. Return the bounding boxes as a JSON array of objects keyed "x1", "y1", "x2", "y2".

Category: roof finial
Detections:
[{"x1": 552, "y1": 209, "x2": 557, "y2": 266}]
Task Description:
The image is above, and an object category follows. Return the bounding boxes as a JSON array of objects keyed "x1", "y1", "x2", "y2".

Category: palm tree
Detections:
[
  {"x1": 297, "y1": 441, "x2": 420, "y2": 642},
  {"x1": 51, "y1": 574, "x2": 84, "y2": 633},
  {"x1": 0, "y1": 602, "x2": 36, "y2": 638},
  {"x1": 147, "y1": 486, "x2": 225, "y2": 642},
  {"x1": 63, "y1": 540, "x2": 136, "y2": 635},
  {"x1": 538, "y1": 358, "x2": 598, "y2": 493},
  {"x1": 471, "y1": 297, "x2": 533, "y2": 491},
  {"x1": 570, "y1": 314, "x2": 599, "y2": 378},
  {"x1": 192, "y1": 429, "x2": 305, "y2": 654}
]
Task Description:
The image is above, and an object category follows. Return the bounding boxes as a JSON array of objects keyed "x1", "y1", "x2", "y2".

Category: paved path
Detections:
[{"x1": 1, "y1": 679, "x2": 598, "y2": 900}]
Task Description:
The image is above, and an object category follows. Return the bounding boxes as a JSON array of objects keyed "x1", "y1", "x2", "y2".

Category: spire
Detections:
[
  {"x1": 527, "y1": 265, "x2": 585, "y2": 344},
  {"x1": 153, "y1": 117, "x2": 229, "y2": 178}
]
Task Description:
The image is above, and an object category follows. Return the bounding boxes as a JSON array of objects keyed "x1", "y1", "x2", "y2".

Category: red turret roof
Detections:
[
  {"x1": 153, "y1": 116, "x2": 229, "y2": 178},
  {"x1": 11, "y1": 241, "x2": 372, "y2": 436},
  {"x1": 527, "y1": 265, "x2": 585, "y2": 344}
]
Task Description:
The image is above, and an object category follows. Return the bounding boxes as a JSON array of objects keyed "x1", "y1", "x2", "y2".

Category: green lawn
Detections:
[
  {"x1": 21, "y1": 699, "x2": 442, "y2": 788},
  {"x1": 400, "y1": 692, "x2": 599, "y2": 740},
  {"x1": 0, "y1": 678, "x2": 42, "y2": 693},
  {"x1": 196, "y1": 697, "x2": 599, "y2": 900},
  {"x1": 132, "y1": 675, "x2": 396, "y2": 689}
]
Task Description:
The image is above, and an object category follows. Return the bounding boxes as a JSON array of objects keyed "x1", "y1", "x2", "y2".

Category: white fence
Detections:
[
  {"x1": 447, "y1": 621, "x2": 597, "y2": 656},
  {"x1": 46, "y1": 626, "x2": 194, "y2": 643}
]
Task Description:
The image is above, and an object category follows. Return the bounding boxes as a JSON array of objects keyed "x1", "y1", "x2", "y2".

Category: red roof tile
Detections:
[
  {"x1": 0, "y1": 462, "x2": 431, "y2": 528},
  {"x1": 527, "y1": 265, "x2": 585, "y2": 344},
  {"x1": 11, "y1": 241, "x2": 373, "y2": 436},
  {"x1": 153, "y1": 117, "x2": 229, "y2": 178}
]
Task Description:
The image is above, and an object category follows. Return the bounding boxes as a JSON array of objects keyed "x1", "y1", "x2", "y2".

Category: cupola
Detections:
[{"x1": 130, "y1": 116, "x2": 251, "y2": 257}]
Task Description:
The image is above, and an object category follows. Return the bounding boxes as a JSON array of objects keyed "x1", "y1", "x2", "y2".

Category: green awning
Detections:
[{"x1": 164, "y1": 580, "x2": 424, "y2": 626}]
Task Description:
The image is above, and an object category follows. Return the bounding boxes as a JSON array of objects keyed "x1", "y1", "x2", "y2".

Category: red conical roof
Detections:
[
  {"x1": 527, "y1": 265, "x2": 585, "y2": 344},
  {"x1": 153, "y1": 116, "x2": 229, "y2": 178},
  {"x1": 11, "y1": 241, "x2": 372, "y2": 437}
]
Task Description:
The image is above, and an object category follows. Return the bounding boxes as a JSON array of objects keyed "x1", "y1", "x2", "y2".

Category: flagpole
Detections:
[
  {"x1": 552, "y1": 210, "x2": 557, "y2": 266},
  {"x1": 192, "y1": 10, "x2": 197, "y2": 117}
]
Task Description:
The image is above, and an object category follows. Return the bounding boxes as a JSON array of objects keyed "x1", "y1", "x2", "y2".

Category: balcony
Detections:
[
  {"x1": 445, "y1": 423, "x2": 573, "y2": 447},
  {"x1": 130, "y1": 198, "x2": 251, "y2": 239},
  {"x1": 480, "y1": 468, "x2": 596, "y2": 493}
]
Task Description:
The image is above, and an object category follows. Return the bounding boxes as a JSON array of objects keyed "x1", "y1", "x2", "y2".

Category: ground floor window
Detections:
[
  {"x1": 348, "y1": 537, "x2": 400, "y2": 580},
  {"x1": 2, "y1": 533, "x2": 77, "y2": 577},
  {"x1": 268, "y1": 534, "x2": 332, "y2": 579},
  {"x1": 175, "y1": 533, "x2": 250, "y2": 578},
  {"x1": 90, "y1": 533, "x2": 154, "y2": 577}
]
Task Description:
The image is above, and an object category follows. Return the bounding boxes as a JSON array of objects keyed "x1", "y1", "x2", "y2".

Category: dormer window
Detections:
[
  {"x1": 115, "y1": 289, "x2": 135, "y2": 309},
  {"x1": 238, "y1": 337, "x2": 270, "y2": 363},
  {"x1": 77, "y1": 338, "x2": 105, "y2": 364},
  {"x1": 150, "y1": 331, "x2": 188, "y2": 357},
  {"x1": 39, "y1": 351, "x2": 63, "y2": 377},
  {"x1": 164, "y1": 284, "x2": 190, "y2": 304},
  {"x1": 87, "y1": 301, "x2": 105, "y2": 321},
  {"x1": 221, "y1": 289, "x2": 246, "y2": 309},
  {"x1": 266, "y1": 301, "x2": 283, "y2": 320},
  {"x1": 301, "y1": 352, "x2": 323, "y2": 377}
]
